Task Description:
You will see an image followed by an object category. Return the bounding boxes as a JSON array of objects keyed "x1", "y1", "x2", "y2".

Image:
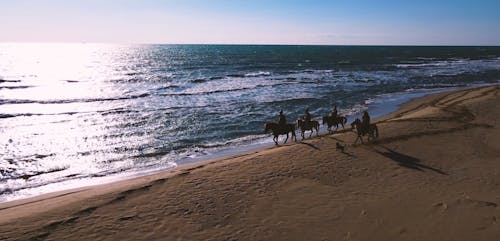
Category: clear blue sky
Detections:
[{"x1": 1, "y1": 0, "x2": 499, "y2": 45}]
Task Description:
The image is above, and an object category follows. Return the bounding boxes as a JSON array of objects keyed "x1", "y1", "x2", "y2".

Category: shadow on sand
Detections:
[
  {"x1": 299, "y1": 141, "x2": 320, "y2": 150},
  {"x1": 372, "y1": 145, "x2": 447, "y2": 175}
]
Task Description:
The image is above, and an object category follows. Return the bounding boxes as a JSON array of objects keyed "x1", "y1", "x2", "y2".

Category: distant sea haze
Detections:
[{"x1": 1, "y1": 44, "x2": 500, "y2": 201}]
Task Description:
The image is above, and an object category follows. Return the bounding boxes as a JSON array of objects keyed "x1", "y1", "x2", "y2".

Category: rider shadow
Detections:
[
  {"x1": 372, "y1": 145, "x2": 447, "y2": 175},
  {"x1": 299, "y1": 141, "x2": 320, "y2": 150},
  {"x1": 339, "y1": 149, "x2": 355, "y2": 158},
  {"x1": 328, "y1": 136, "x2": 343, "y2": 142}
]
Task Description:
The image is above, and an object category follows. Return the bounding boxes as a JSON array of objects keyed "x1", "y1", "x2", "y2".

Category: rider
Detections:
[
  {"x1": 331, "y1": 105, "x2": 338, "y2": 121},
  {"x1": 304, "y1": 108, "x2": 312, "y2": 125},
  {"x1": 362, "y1": 111, "x2": 371, "y2": 134},
  {"x1": 278, "y1": 110, "x2": 287, "y2": 127}
]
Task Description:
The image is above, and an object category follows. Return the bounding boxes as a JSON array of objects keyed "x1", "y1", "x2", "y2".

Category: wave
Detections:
[
  {"x1": 262, "y1": 97, "x2": 320, "y2": 105},
  {"x1": 164, "y1": 82, "x2": 292, "y2": 96},
  {"x1": 0, "y1": 85, "x2": 34, "y2": 89},
  {"x1": 164, "y1": 86, "x2": 259, "y2": 96},
  {"x1": 244, "y1": 71, "x2": 271, "y2": 77},
  {"x1": 396, "y1": 61, "x2": 453, "y2": 68},
  {"x1": 0, "y1": 165, "x2": 68, "y2": 184},
  {"x1": 191, "y1": 78, "x2": 208, "y2": 83},
  {"x1": 0, "y1": 114, "x2": 16, "y2": 118},
  {"x1": 0, "y1": 93, "x2": 151, "y2": 105},
  {"x1": 395, "y1": 58, "x2": 496, "y2": 69},
  {"x1": 154, "y1": 85, "x2": 180, "y2": 91},
  {"x1": 410, "y1": 69, "x2": 500, "y2": 83},
  {"x1": 189, "y1": 72, "x2": 271, "y2": 84},
  {"x1": 98, "y1": 108, "x2": 140, "y2": 116},
  {"x1": 186, "y1": 69, "x2": 337, "y2": 86},
  {"x1": 190, "y1": 76, "x2": 224, "y2": 83},
  {"x1": 227, "y1": 71, "x2": 271, "y2": 78},
  {"x1": 226, "y1": 74, "x2": 246, "y2": 78},
  {"x1": 197, "y1": 134, "x2": 268, "y2": 149},
  {"x1": 0, "y1": 79, "x2": 21, "y2": 83}
]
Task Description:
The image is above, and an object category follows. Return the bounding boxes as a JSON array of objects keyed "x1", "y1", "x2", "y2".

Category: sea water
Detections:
[{"x1": 1, "y1": 44, "x2": 500, "y2": 201}]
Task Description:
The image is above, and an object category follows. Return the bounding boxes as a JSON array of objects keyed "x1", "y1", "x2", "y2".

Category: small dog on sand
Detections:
[{"x1": 336, "y1": 142, "x2": 345, "y2": 152}]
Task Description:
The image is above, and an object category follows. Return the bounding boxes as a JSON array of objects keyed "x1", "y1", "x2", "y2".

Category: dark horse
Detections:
[
  {"x1": 264, "y1": 122, "x2": 297, "y2": 145},
  {"x1": 322, "y1": 115, "x2": 347, "y2": 133},
  {"x1": 297, "y1": 119, "x2": 320, "y2": 139},
  {"x1": 350, "y1": 118, "x2": 379, "y2": 144}
]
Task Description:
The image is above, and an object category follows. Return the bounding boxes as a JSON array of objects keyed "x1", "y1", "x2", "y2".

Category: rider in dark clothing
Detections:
[
  {"x1": 304, "y1": 108, "x2": 312, "y2": 124},
  {"x1": 332, "y1": 105, "x2": 338, "y2": 121},
  {"x1": 362, "y1": 111, "x2": 370, "y2": 134},
  {"x1": 278, "y1": 110, "x2": 287, "y2": 126}
]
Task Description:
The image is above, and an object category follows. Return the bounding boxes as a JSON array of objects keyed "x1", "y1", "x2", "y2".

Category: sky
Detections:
[{"x1": 1, "y1": 0, "x2": 500, "y2": 45}]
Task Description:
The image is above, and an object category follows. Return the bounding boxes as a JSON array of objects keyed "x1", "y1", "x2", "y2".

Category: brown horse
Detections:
[
  {"x1": 297, "y1": 119, "x2": 320, "y2": 139},
  {"x1": 264, "y1": 122, "x2": 297, "y2": 145},
  {"x1": 322, "y1": 115, "x2": 347, "y2": 133},
  {"x1": 350, "y1": 118, "x2": 379, "y2": 144}
]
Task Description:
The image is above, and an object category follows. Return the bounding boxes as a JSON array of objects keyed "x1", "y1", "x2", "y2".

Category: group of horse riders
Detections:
[{"x1": 277, "y1": 106, "x2": 372, "y2": 134}]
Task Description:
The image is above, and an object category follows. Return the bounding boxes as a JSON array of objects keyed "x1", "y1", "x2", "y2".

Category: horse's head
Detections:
[
  {"x1": 297, "y1": 119, "x2": 303, "y2": 127},
  {"x1": 264, "y1": 122, "x2": 270, "y2": 133},
  {"x1": 350, "y1": 118, "x2": 360, "y2": 129}
]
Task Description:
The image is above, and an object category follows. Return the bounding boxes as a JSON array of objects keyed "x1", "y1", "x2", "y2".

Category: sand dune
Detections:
[{"x1": 0, "y1": 85, "x2": 499, "y2": 241}]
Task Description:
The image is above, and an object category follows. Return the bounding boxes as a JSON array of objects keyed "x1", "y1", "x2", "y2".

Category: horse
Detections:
[
  {"x1": 297, "y1": 119, "x2": 320, "y2": 139},
  {"x1": 322, "y1": 115, "x2": 347, "y2": 133},
  {"x1": 350, "y1": 118, "x2": 379, "y2": 144},
  {"x1": 264, "y1": 122, "x2": 297, "y2": 145}
]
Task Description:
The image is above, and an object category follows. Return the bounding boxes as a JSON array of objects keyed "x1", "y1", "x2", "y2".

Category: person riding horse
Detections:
[
  {"x1": 278, "y1": 110, "x2": 287, "y2": 131},
  {"x1": 331, "y1": 105, "x2": 338, "y2": 121},
  {"x1": 304, "y1": 108, "x2": 312, "y2": 125},
  {"x1": 362, "y1": 111, "x2": 371, "y2": 135}
]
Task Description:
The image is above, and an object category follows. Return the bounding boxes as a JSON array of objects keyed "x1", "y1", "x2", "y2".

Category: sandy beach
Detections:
[{"x1": 0, "y1": 85, "x2": 499, "y2": 241}]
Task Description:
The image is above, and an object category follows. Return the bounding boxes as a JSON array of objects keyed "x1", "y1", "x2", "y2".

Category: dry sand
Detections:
[{"x1": 0, "y1": 85, "x2": 499, "y2": 241}]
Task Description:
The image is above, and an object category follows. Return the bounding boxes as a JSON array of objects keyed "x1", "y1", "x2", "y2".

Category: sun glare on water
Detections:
[{"x1": 0, "y1": 43, "x2": 175, "y2": 200}]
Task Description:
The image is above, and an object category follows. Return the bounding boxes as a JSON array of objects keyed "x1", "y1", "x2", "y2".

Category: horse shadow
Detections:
[
  {"x1": 371, "y1": 145, "x2": 447, "y2": 175},
  {"x1": 299, "y1": 141, "x2": 320, "y2": 150}
]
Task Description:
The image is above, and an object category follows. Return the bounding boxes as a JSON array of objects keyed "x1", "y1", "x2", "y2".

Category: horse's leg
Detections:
[{"x1": 284, "y1": 133, "x2": 288, "y2": 144}]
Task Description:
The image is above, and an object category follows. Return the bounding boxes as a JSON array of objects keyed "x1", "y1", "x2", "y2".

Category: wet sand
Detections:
[{"x1": 1, "y1": 85, "x2": 499, "y2": 241}]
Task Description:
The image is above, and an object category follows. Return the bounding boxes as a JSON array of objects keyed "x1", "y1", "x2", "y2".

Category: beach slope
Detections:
[{"x1": 1, "y1": 85, "x2": 499, "y2": 241}]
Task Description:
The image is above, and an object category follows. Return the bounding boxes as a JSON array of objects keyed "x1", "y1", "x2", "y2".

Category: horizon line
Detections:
[{"x1": 1, "y1": 42, "x2": 500, "y2": 47}]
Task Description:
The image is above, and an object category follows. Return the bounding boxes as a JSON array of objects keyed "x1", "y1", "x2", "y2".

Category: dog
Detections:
[{"x1": 336, "y1": 142, "x2": 345, "y2": 152}]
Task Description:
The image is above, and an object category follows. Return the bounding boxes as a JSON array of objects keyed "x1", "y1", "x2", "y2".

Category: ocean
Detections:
[{"x1": 1, "y1": 44, "x2": 500, "y2": 201}]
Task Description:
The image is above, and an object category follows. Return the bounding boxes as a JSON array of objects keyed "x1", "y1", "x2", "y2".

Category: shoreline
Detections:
[
  {"x1": 0, "y1": 84, "x2": 485, "y2": 203},
  {"x1": 0, "y1": 84, "x2": 499, "y2": 240},
  {"x1": 0, "y1": 85, "x2": 491, "y2": 207}
]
